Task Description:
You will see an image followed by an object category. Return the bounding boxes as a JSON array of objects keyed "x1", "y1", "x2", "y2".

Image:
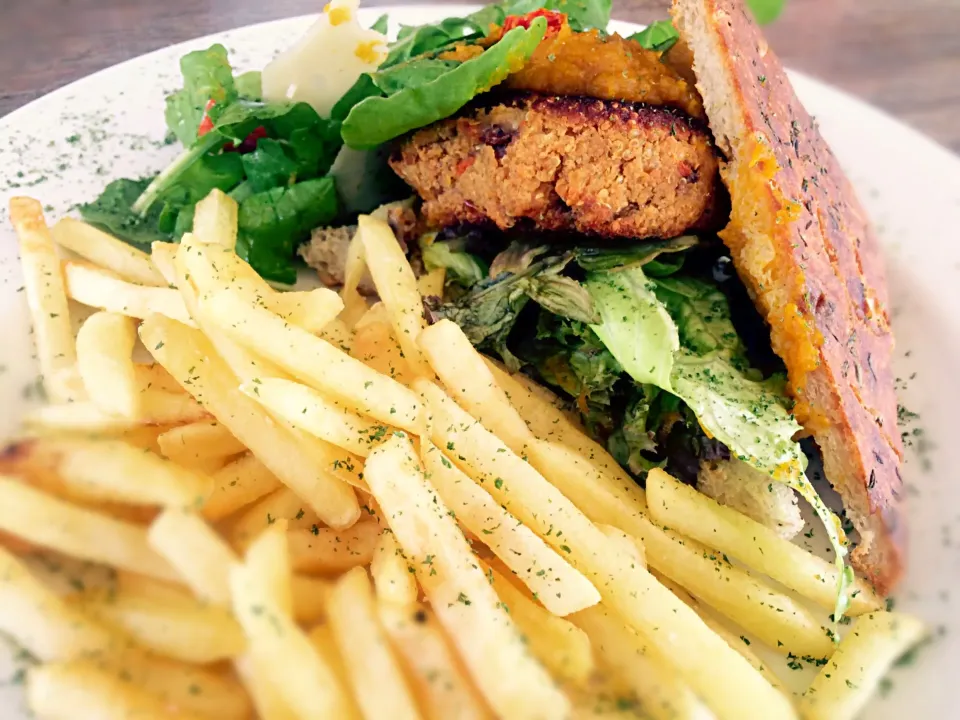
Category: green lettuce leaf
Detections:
[
  {"x1": 629, "y1": 20, "x2": 680, "y2": 52},
  {"x1": 235, "y1": 71, "x2": 263, "y2": 101},
  {"x1": 585, "y1": 265, "x2": 851, "y2": 623},
  {"x1": 164, "y1": 44, "x2": 238, "y2": 147},
  {"x1": 241, "y1": 138, "x2": 297, "y2": 192},
  {"x1": 421, "y1": 239, "x2": 489, "y2": 287},
  {"x1": 79, "y1": 177, "x2": 162, "y2": 247},
  {"x1": 342, "y1": 20, "x2": 547, "y2": 149},
  {"x1": 236, "y1": 177, "x2": 340, "y2": 284}
]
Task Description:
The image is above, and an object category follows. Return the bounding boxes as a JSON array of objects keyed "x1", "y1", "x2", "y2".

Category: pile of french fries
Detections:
[{"x1": 2, "y1": 192, "x2": 926, "y2": 720}]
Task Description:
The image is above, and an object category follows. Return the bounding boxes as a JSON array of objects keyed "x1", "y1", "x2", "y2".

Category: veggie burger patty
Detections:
[{"x1": 389, "y1": 92, "x2": 721, "y2": 240}]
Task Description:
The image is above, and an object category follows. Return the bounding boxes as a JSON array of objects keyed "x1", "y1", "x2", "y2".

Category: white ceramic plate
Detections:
[{"x1": 0, "y1": 5, "x2": 956, "y2": 717}]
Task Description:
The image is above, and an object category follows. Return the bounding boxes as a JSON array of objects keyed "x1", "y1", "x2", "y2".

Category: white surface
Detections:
[{"x1": 0, "y1": 5, "x2": 956, "y2": 717}]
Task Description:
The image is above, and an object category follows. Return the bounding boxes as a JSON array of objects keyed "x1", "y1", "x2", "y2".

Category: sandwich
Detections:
[{"x1": 303, "y1": 0, "x2": 904, "y2": 600}]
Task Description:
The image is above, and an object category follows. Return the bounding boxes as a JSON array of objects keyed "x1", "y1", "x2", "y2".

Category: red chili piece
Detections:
[{"x1": 502, "y1": 9, "x2": 566, "y2": 35}]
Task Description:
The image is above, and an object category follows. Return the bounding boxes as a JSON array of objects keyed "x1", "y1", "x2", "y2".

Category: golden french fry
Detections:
[
  {"x1": 364, "y1": 433, "x2": 569, "y2": 720},
  {"x1": 241, "y1": 376, "x2": 394, "y2": 458},
  {"x1": 244, "y1": 521, "x2": 294, "y2": 615},
  {"x1": 571, "y1": 604, "x2": 714, "y2": 720},
  {"x1": 192, "y1": 188, "x2": 238, "y2": 249},
  {"x1": 596, "y1": 524, "x2": 646, "y2": 568},
  {"x1": 140, "y1": 314, "x2": 361, "y2": 529},
  {"x1": 10, "y1": 197, "x2": 81, "y2": 402},
  {"x1": 414, "y1": 379, "x2": 794, "y2": 720},
  {"x1": 23, "y1": 402, "x2": 141, "y2": 434},
  {"x1": 0, "y1": 474, "x2": 176, "y2": 580},
  {"x1": 417, "y1": 267, "x2": 445, "y2": 298},
  {"x1": 51, "y1": 218, "x2": 166, "y2": 286},
  {"x1": 291, "y1": 575, "x2": 333, "y2": 624},
  {"x1": 48, "y1": 438, "x2": 211, "y2": 510},
  {"x1": 203, "y1": 453, "x2": 284, "y2": 521},
  {"x1": 158, "y1": 420, "x2": 246, "y2": 464},
  {"x1": 229, "y1": 489, "x2": 321, "y2": 551},
  {"x1": 377, "y1": 601, "x2": 491, "y2": 720},
  {"x1": 308, "y1": 625, "x2": 364, "y2": 720},
  {"x1": 234, "y1": 653, "x2": 299, "y2": 720},
  {"x1": 270, "y1": 290, "x2": 346, "y2": 335},
  {"x1": 350, "y1": 319, "x2": 416, "y2": 385},
  {"x1": 485, "y1": 562, "x2": 594, "y2": 686},
  {"x1": 646, "y1": 469, "x2": 881, "y2": 615},
  {"x1": 287, "y1": 522, "x2": 381, "y2": 575},
  {"x1": 133, "y1": 363, "x2": 183, "y2": 394},
  {"x1": 358, "y1": 214, "x2": 432, "y2": 377},
  {"x1": 72, "y1": 584, "x2": 245, "y2": 664},
  {"x1": 231, "y1": 547, "x2": 356, "y2": 718},
  {"x1": 370, "y1": 529, "x2": 418, "y2": 607},
  {"x1": 150, "y1": 241, "x2": 179, "y2": 286},
  {"x1": 798, "y1": 612, "x2": 927, "y2": 720},
  {"x1": 27, "y1": 661, "x2": 207, "y2": 720},
  {"x1": 148, "y1": 509, "x2": 238, "y2": 605},
  {"x1": 421, "y1": 440, "x2": 599, "y2": 617},
  {"x1": 320, "y1": 318, "x2": 354, "y2": 353},
  {"x1": 199, "y1": 288, "x2": 424, "y2": 433},
  {"x1": 340, "y1": 227, "x2": 369, "y2": 329},
  {"x1": 328, "y1": 567, "x2": 423, "y2": 720},
  {"x1": 0, "y1": 548, "x2": 249, "y2": 720},
  {"x1": 64, "y1": 260, "x2": 195, "y2": 325},
  {"x1": 76, "y1": 311, "x2": 140, "y2": 418}
]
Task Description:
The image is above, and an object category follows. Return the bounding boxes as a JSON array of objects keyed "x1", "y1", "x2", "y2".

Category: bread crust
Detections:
[{"x1": 672, "y1": 0, "x2": 905, "y2": 593}]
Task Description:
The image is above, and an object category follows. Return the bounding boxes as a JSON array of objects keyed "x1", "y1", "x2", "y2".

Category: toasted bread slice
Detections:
[{"x1": 672, "y1": 0, "x2": 905, "y2": 593}]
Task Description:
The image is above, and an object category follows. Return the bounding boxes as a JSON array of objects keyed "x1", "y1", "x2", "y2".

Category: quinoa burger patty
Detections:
[{"x1": 389, "y1": 92, "x2": 722, "y2": 240}]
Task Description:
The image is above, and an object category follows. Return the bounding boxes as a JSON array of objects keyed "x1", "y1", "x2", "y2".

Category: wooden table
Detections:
[{"x1": 1, "y1": 0, "x2": 958, "y2": 153}]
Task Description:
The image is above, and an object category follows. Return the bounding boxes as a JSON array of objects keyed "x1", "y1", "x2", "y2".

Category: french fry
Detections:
[
  {"x1": 646, "y1": 468, "x2": 881, "y2": 615},
  {"x1": 421, "y1": 439, "x2": 599, "y2": 617},
  {"x1": 10, "y1": 197, "x2": 81, "y2": 402},
  {"x1": 351, "y1": 319, "x2": 416, "y2": 385},
  {"x1": 23, "y1": 402, "x2": 141, "y2": 434},
  {"x1": 567, "y1": 688, "x2": 648, "y2": 720},
  {"x1": 597, "y1": 524, "x2": 646, "y2": 568},
  {"x1": 234, "y1": 653, "x2": 298, "y2": 720},
  {"x1": 76, "y1": 311, "x2": 140, "y2": 418},
  {"x1": 157, "y1": 420, "x2": 246, "y2": 464},
  {"x1": 291, "y1": 575, "x2": 333, "y2": 624},
  {"x1": 140, "y1": 314, "x2": 361, "y2": 529},
  {"x1": 287, "y1": 522, "x2": 381, "y2": 575},
  {"x1": 571, "y1": 604, "x2": 714, "y2": 720},
  {"x1": 363, "y1": 433, "x2": 570, "y2": 720},
  {"x1": 243, "y1": 521, "x2": 294, "y2": 615},
  {"x1": 0, "y1": 475, "x2": 177, "y2": 581},
  {"x1": 328, "y1": 567, "x2": 423, "y2": 720},
  {"x1": 241, "y1": 376, "x2": 395, "y2": 458},
  {"x1": 199, "y1": 288, "x2": 424, "y2": 433},
  {"x1": 192, "y1": 188, "x2": 238, "y2": 249},
  {"x1": 417, "y1": 267, "x2": 445, "y2": 298},
  {"x1": 270, "y1": 290, "x2": 346, "y2": 335},
  {"x1": 203, "y1": 453, "x2": 283, "y2": 521},
  {"x1": 485, "y1": 562, "x2": 595, "y2": 686},
  {"x1": 798, "y1": 611, "x2": 927, "y2": 720},
  {"x1": 133, "y1": 362, "x2": 184, "y2": 394},
  {"x1": 51, "y1": 438, "x2": 211, "y2": 510},
  {"x1": 229, "y1": 489, "x2": 321, "y2": 551},
  {"x1": 377, "y1": 601, "x2": 491, "y2": 720},
  {"x1": 0, "y1": 548, "x2": 249, "y2": 720},
  {"x1": 629, "y1": 514, "x2": 834, "y2": 659},
  {"x1": 340, "y1": 227, "x2": 370, "y2": 329},
  {"x1": 51, "y1": 217, "x2": 166, "y2": 286},
  {"x1": 358, "y1": 214, "x2": 432, "y2": 377},
  {"x1": 370, "y1": 529, "x2": 418, "y2": 607},
  {"x1": 231, "y1": 547, "x2": 356, "y2": 718},
  {"x1": 27, "y1": 661, "x2": 207, "y2": 720},
  {"x1": 320, "y1": 318, "x2": 354, "y2": 353},
  {"x1": 137, "y1": 388, "x2": 210, "y2": 425},
  {"x1": 64, "y1": 260, "x2": 195, "y2": 326},
  {"x1": 150, "y1": 241, "x2": 179, "y2": 286},
  {"x1": 308, "y1": 625, "x2": 364, "y2": 720},
  {"x1": 414, "y1": 379, "x2": 795, "y2": 720},
  {"x1": 148, "y1": 509, "x2": 238, "y2": 606},
  {"x1": 72, "y1": 584, "x2": 245, "y2": 664}
]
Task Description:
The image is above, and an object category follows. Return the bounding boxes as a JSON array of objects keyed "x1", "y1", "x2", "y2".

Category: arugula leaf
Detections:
[
  {"x1": 421, "y1": 239, "x2": 489, "y2": 287},
  {"x1": 241, "y1": 138, "x2": 297, "y2": 192},
  {"x1": 548, "y1": 0, "x2": 612, "y2": 32},
  {"x1": 342, "y1": 20, "x2": 547, "y2": 149},
  {"x1": 371, "y1": 13, "x2": 389, "y2": 34},
  {"x1": 235, "y1": 71, "x2": 263, "y2": 101},
  {"x1": 331, "y1": 75, "x2": 383, "y2": 122},
  {"x1": 236, "y1": 177, "x2": 340, "y2": 284},
  {"x1": 586, "y1": 264, "x2": 852, "y2": 623},
  {"x1": 747, "y1": 0, "x2": 786, "y2": 25},
  {"x1": 79, "y1": 177, "x2": 163, "y2": 246},
  {"x1": 629, "y1": 20, "x2": 680, "y2": 53},
  {"x1": 383, "y1": 16, "x2": 488, "y2": 68},
  {"x1": 372, "y1": 58, "x2": 462, "y2": 95},
  {"x1": 164, "y1": 44, "x2": 237, "y2": 147}
]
